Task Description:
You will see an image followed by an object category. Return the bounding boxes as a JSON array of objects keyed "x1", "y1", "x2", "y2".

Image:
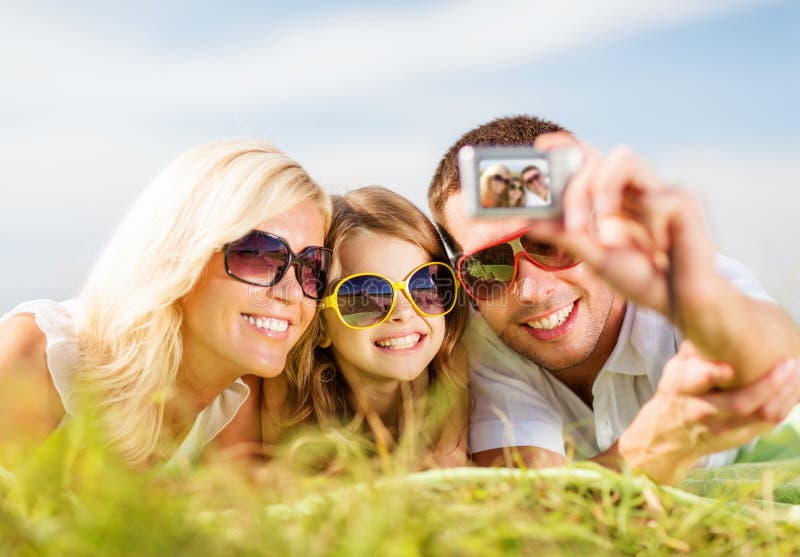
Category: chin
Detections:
[
  {"x1": 239, "y1": 351, "x2": 287, "y2": 378},
  {"x1": 374, "y1": 364, "x2": 427, "y2": 383}
]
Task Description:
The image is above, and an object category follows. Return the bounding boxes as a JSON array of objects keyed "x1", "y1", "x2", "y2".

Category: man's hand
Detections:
[
  {"x1": 533, "y1": 132, "x2": 800, "y2": 386},
  {"x1": 614, "y1": 342, "x2": 800, "y2": 484}
]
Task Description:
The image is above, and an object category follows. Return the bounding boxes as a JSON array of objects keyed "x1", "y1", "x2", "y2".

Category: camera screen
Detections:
[{"x1": 478, "y1": 158, "x2": 552, "y2": 209}]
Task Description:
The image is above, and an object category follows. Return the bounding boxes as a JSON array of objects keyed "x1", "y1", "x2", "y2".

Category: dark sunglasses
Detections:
[
  {"x1": 455, "y1": 227, "x2": 579, "y2": 301},
  {"x1": 524, "y1": 173, "x2": 542, "y2": 184},
  {"x1": 492, "y1": 174, "x2": 511, "y2": 185},
  {"x1": 224, "y1": 230, "x2": 332, "y2": 300},
  {"x1": 321, "y1": 262, "x2": 459, "y2": 329},
  {"x1": 509, "y1": 182, "x2": 524, "y2": 191}
]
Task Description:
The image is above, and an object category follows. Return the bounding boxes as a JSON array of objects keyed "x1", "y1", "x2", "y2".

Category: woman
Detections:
[
  {"x1": 0, "y1": 141, "x2": 331, "y2": 466},
  {"x1": 479, "y1": 164, "x2": 511, "y2": 208},
  {"x1": 286, "y1": 187, "x2": 469, "y2": 468}
]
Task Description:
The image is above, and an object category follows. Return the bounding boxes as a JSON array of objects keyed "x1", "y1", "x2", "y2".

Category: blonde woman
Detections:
[
  {"x1": 0, "y1": 141, "x2": 331, "y2": 466},
  {"x1": 479, "y1": 163, "x2": 511, "y2": 208}
]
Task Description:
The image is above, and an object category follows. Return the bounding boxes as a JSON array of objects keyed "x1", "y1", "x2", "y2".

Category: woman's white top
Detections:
[{"x1": 1, "y1": 299, "x2": 251, "y2": 466}]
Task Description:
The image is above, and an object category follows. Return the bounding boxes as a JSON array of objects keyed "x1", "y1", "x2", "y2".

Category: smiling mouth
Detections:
[
  {"x1": 526, "y1": 302, "x2": 576, "y2": 331},
  {"x1": 374, "y1": 333, "x2": 424, "y2": 350},
  {"x1": 241, "y1": 313, "x2": 289, "y2": 333}
]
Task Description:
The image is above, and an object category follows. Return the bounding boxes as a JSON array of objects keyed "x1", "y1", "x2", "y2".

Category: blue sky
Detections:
[{"x1": 1, "y1": 0, "x2": 798, "y2": 319}]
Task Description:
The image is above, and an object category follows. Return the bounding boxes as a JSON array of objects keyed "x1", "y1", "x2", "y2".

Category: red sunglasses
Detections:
[{"x1": 455, "y1": 227, "x2": 580, "y2": 300}]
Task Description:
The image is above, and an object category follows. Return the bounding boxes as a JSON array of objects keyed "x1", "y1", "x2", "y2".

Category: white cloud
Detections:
[{"x1": 1, "y1": 0, "x2": 767, "y2": 118}]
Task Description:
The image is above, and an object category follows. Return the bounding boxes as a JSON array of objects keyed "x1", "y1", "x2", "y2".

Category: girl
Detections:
[
  {"x1": 288, "y1": 186, "x2": 470, "y2": 467},
  {"x1": 507, "y1": 176, "x2": 525, "y2": 207},
  {"x1": 0, "y1": 141, "x2": 331, "y2": 466}
]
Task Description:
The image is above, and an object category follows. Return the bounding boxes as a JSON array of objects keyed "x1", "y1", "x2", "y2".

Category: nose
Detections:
[
  {"x1": 388, "y1": 289, "x2": 416, "y2": 323},
  {"x1": 513, "y1": 256, "x2": 557, "y2": 306},
  {"x1": 261, "y1": 264, "x2": 305, "y2": 306}
]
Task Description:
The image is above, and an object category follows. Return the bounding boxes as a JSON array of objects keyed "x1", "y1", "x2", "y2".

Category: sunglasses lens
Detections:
[
  {"x1": 294, "y1": 248, "x2": 331, "y2": 300},
  {"x1": 519, "y1": 235, "x2": 578, "y2": 268},
  {"x1": 226, "y1": 232, "x2": 289, "y2": 286},
  {"x1": 407, "y1": 264, "x2": 458, "y2": 316},
  {"x1": 458, "y1": 243, "x2": 515, "y2": 300},
  {"x1": 336, "y1": 275, "x2": 394, "y2": 327}
]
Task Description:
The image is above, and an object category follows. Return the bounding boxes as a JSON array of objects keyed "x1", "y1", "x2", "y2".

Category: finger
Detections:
[
  {"x1": 757, "y1": 358, "x2": 800, "y2": 422},
  {"x1": 533, "y1": 131, "x2": 581, "y2": 151},
  {"x1": 663, "y1": 354, "x2": 735, "y2": 396},
  {"x1": 677, "y1": 340, "x2": 700, "y2": 359},
  {"x1": 592, "y1": 146, "x2": 665, "y2": 219},
  {"x1": 562, "y1": 148, "x2": 602, "y2": 233},
  {"x1": 533, "y1": 132, "x2": 595, "y2": 233},
  {"x1": 702, "y1": 419, "x2": 775, "y2": 455},
  {"x1": 553, "y1": 229, "x2": 671, "y2": 315},
  {"x1": 629, "y1": 189, "x2": 718, "y2": 282},
  {"x1": 703, "y1": 366, "x2": 789, "y2": 417}
]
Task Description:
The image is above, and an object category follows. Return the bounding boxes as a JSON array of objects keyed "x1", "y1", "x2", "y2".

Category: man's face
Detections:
[
  {"x1": 444, "y1": 190, "x2": 619, "y2": 372},
  {"x1": 522, "y1": 168, "x2": 547, "y2": 198}
]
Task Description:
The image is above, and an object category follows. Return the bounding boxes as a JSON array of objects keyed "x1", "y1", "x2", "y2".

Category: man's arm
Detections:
[
  {"x1": 533, "y1": 134, "x2": 800, "y2": 386},
  {"x1": 473, "y1": 345, "x2": 800, "y2": 484},
  {"x1": 472, "y1": 446, "x2": 565, "y2": 468},
  {"x1": 600, "y1": 344, "x2": 800, "y2": 484}
]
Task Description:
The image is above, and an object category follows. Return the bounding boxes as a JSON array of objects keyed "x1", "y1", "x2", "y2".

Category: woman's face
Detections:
[
  {"x1": 321, "y1": 232, "x2": 446, "y2": 388},
  {"x1": 490, "y1": 172, "x2": 509, "y2": 195},
  {"x1": 182, "y1": 200, "x2": 325, "y2": 379}
]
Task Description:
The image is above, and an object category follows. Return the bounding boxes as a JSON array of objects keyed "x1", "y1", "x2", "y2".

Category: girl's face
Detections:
[
  {"x1": 322, "y1": 232, "x2": 446, "y2": 387},
  {"x1": 507, "y1": 178, "x2": 523, "y2": 202},
  {"x1": 182, "y1": 200, "x2": 325, "y2": 379}
]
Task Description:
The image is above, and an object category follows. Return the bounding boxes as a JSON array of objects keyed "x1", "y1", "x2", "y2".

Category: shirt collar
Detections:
[{"x1": 599, "y1": 302, "x2": 647, "y2": 376}]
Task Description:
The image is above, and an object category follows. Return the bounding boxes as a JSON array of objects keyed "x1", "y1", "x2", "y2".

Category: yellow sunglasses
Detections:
[{"x1": 320, "y1": 261, "x2": 459, "y2": 330}]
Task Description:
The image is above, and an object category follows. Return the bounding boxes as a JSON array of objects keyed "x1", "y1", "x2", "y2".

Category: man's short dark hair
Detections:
[
  {"x1": 428, "y1": 115, "x2": 568, "y2": 252},
  {"x1": 520, "y1": 165, "x2": 541, "y2": 178}
]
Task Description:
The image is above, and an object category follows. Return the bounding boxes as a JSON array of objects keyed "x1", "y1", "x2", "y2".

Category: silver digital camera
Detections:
[{"x1": 458, "y1": 145, "x2": 582, "y2": 218}]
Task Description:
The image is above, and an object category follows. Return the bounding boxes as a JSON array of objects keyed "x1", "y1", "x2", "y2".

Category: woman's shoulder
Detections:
[
  {"x1": 0, "y1": 311, "x2": 48, "y2": 372},
  {"x1": 0, "y1": 308, "x2": 65, "y2": 439},
  {"x1": 0, "y1": 300, "x2": 80, "y2": 398}
]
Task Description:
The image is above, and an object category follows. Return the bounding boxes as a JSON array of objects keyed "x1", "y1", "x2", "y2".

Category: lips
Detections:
[
  {"x1": 373, "y1": 331, "x2": 427, "y2": 352},
  {"x1": 241, "y1": 313, "x2": 292, "y2": 337},
  {"x1": 521, "y1": 300, "x2": 579, "y2": 341},
  {"x1": 526, "y1": 302, "x2": 574, "y2": 330}
]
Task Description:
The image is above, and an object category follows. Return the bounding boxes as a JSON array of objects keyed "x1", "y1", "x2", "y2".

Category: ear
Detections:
[{"x1": 318, "y1": 327, "x2": 332, "y2": 348}]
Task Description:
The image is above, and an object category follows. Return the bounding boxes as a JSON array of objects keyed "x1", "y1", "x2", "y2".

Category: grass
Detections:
[{"x1": 2, "y1": 414, "x2": 800, "y2": 556}]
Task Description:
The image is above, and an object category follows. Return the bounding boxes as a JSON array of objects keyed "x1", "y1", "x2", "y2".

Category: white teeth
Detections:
[
  {"x1": 375, "y1": 333, "x2": 422, "y2": 350},
  {"x1": 527, "y1": 303, "x2": 574, "y2": 331},
  {"x1": 242, "y1": 314, "x2": 289, "y2": 333}
]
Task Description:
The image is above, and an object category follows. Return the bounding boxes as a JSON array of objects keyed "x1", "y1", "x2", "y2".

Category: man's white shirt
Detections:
[
  {"x1": 465, "y1": 255, "x2": 774, "y2": 467},
  {"x1": 524, "y1": 190, "x2": 551, "y2": 207}
]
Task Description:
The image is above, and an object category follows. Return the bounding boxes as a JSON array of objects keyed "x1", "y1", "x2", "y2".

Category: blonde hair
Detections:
[
  {"x1": 285, "y1": 186, "x2": 468, "y2": 448},
  {"x1": 479, "y1": 163, "x2": 511, "y2": 208},
  {"x1": 76, "y1": 140, "x2": 331, "y2": 463}
]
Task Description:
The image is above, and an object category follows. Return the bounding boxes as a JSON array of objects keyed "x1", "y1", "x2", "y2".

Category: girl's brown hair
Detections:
[{"x1": 285, "y1": 186, "x2": 468, "y2": 448}]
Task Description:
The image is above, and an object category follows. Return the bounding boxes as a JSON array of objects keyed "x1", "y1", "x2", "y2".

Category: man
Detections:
[
  {"x1": 520, "y1": 164, "x2": 550, "y2": 207},
  {"x1": 428, "y1": 115, "x2": 800, "y2": 484}
]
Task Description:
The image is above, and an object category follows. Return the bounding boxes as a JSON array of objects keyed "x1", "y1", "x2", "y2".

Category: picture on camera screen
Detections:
[{"x1": 478, "y1": 158, "x2": 552, "y2": 209}]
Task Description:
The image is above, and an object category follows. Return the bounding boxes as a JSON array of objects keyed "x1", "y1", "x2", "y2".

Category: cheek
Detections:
[
  {"x1": 184, "y1": 275, "x2": 249, "y2": 328},
  {"x1": 295, "y1": 299, "x2": 319, "y2": 335},
  {"x1": 323, "y1": 313, "x2": 365, "y2": 349},
  {"x1": 478, "y1": 294, "x2": 517, "y2": 325},
  {"x1": 428, "y1": 316, "x2": 447, "y2": 347}
]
